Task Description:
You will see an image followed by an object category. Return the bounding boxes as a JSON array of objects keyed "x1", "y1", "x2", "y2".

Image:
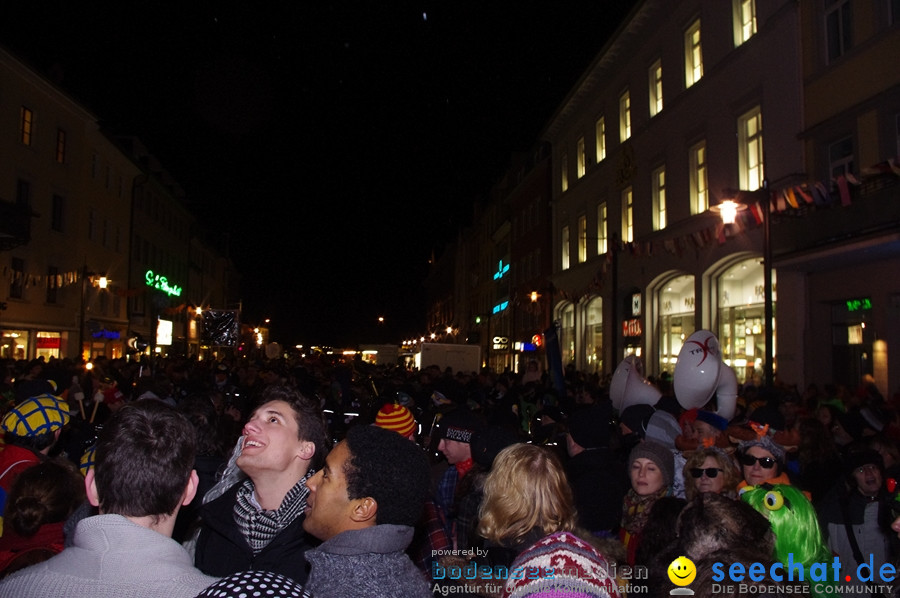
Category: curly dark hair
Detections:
[
  {"x1": 343, "y1": 425, "x2": 429, "y2": 527},
  {"x1": 258, "y1": 385, "x2": 330, "y2": 469}
]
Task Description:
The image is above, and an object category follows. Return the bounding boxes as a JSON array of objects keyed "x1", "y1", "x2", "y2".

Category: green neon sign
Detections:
[
  {"x1": 145, "y1": 269, "x2": 183, "y2": 297},
  {"x1": 846, "y1": 298, "x2": 872, "y2": 312}
]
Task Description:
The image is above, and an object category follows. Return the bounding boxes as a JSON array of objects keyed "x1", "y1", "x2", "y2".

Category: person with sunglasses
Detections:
[
  {"x1": 736, "y1": 435, "x2": 790, "y2": 491},
  {"x1": 683, "y1": 447, "x2": 741, "y2": 500}
]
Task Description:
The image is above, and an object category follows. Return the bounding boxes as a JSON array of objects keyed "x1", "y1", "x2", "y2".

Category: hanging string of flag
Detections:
[{"x1": 556, "y1": 157, "x2": 900, "y2": 303}]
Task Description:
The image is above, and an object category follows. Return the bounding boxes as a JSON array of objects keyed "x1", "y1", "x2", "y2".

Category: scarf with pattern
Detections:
[{"x1": 233, "y1": 469, "x2": 315, "y2": 554}]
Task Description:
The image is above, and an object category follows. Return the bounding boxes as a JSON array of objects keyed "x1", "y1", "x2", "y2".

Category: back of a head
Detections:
[
  {"x1": 94, "y1": 400, "x2": 196, "y2": 518},
  {"x1": 7, "y1": 460, "x2": 86, "y2": 538},
  {"x1": 343, "y1": 424, "x2": 429, "y2": 526},
  {"x1": 678, "y1": 492, "x2": 773, "y2": 562},
  {"x1": 479, "y1": 443, "x2": 577, "y2": 545}
]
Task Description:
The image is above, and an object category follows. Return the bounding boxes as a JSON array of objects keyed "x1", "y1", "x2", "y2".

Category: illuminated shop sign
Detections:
[
  {"x1": 846, "y1": 298, "x2": 872, "y2": 312},
  {"x1": 145, "y1": 270, "x2": 183, "y2": 297},
  {"x1": 622, "y1": 318, "x2": 643, "y2": 337}
]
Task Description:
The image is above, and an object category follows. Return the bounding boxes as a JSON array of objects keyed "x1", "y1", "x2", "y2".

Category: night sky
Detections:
[{"x1": 1, "y1": 1, "x2": 637, "y2": 346}]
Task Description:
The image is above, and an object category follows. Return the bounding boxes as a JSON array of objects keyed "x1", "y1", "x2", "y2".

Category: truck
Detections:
[{"x1": 415, "y1": 343, "x2": 481, "y2": 375}]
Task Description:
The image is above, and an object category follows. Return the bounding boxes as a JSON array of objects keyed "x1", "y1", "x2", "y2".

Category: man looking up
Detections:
[
  {"x1": 194, "y1": 385, "x2": 329, "y2": 582},
  {"x1": 197, "y1": 424, "x2": 431, "y2": 598},
  {"x1": 0, "y1": 400, "x2": 218, "y2": 597}
]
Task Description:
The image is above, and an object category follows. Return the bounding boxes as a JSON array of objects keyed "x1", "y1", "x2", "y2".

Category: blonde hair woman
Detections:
[
  {"x1": 479, "y1": 443, "x2": 617, "y2": 598},
  {"x1": 683, "y1": 447, "x2": 741, "y2": 500}
]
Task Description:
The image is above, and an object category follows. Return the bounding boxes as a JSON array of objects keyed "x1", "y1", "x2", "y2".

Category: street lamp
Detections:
[
  {"x1": 714, "y1": 180, "x2": 773, "y2": 387},
  {"x1": 78, "y1": 266, "x2": 110, "y2": 362}
]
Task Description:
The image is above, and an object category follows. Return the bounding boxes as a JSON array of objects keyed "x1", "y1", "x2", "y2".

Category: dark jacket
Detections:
[
  {"x1": 565, "y1": 447, "x2": 627, "y2": 533},
  {"x1": 194, "y1": 482, "x2": 314, "y2": 583}
]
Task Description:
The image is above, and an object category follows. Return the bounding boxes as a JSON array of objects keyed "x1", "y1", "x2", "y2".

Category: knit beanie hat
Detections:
[
  {"x1": 629, "y1": 440, "x2": 675, "y2": 487},
  {"x1": 567, "y1": 403, "x2": 611, "y2": 449},
  {"x1": 504, "y1": 530, "x2": 616, "y2": 598},
  {"x1": 644, "y1": 410, "x2": 682, "y2": 450},
  {"x1": 437, "y1": 407, "x2": 483, "y2": 444},
  {"x1": 619, "y1": 404, "x2": 655, "y2": 438},
  {"x1": 737, "y1": 434, "x2": 786, "y2": 463},
  {"x1": 2, "y1": 393, "x2": 70, "y2": 437},
  {"x1": 374, "y1": 402, "x2": 416, "y2": 438}
]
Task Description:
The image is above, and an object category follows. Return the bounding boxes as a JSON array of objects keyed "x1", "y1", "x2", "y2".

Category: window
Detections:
[
  {"x1": 826, "y1": 0, "x2": 852, "y2": 63},
  {"x1": 734, "y1": 0, "x2": 757, "y2": 45},
  {"x1": 690, "y1": 141, "x2": 709, "y2": 214},
  {"x1": 576, "y1": 137, "x2": 586, "y2": 178},
  {"x1": 596, "y1": 117, "x2": 607, "y2": 162},
  {"x1": 20, "y1": 107, "x2": 33, "y2": 146},
  {"x1": 685, "y1": 19, "x2": 703, "y2": 88},
  {"x1": 828, "y1": 137, "x2": 854, "y2": 178},
  {"x1": 561, "y1": 153, "x2": 569, "y2": 192},
  {"x1": 738, "y1": 107, "x2": 765, "y2": 191},
  {"x1": 619, "y1": 90, "x2": 631, "y2": 142},
  {"x1": 15, "y1": 179, "x2": 30, "y2": 207},
  {"x1": 51, "y1": 195, "x2": 64, "y2": 232},
  {"x1": 578, "y1": 215, "x2": 587, "y2": 263},
  {"x1": 56, "y1": 128, "x2": 66, "y2": 163},
  {"x1": 597, "y1": 202, "x2": 608, "y2": 255},
  {"x1": 561, "y1": 225, "x2": 570, "y2": 270},
  {"x1": 653, "y1": 166, "x2": 667, "y2": 230},
  {"x1": 10, "y1": 258, "x2": 24, "y2": 299},
  {"x1": 649, "y1": 60, "x2": 663, "y2": 116},
  {"x1": 46, "y1": 266, "x2": 58, "y2": 304},
  {"x1": 622, "y1": 187, "x2": 634, "y2": 243}
]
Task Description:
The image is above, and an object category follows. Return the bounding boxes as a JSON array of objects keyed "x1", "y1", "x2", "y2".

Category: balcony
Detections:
[{"x1": 0, "y1": 201, "x2": 33, "y2": 251}]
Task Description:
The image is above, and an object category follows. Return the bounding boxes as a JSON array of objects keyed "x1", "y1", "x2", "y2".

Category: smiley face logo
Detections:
[{"x1": 667, "y1": 556, "x2": 696, "y2": 586}]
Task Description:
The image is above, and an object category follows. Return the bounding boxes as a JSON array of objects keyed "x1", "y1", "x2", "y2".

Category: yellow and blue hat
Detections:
[{"x1": 1, "y1": 393, "x2": 70, "y2": 437}]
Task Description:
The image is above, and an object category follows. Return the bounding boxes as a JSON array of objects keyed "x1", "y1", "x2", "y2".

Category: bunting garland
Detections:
[{"x1": 555, "y1": 158, "x2": 898, "y2": 301}]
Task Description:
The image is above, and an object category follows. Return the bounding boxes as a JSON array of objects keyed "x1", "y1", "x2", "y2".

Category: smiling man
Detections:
[{"x1": 193, "y1": 385, "x2": 329, "y2": 583}]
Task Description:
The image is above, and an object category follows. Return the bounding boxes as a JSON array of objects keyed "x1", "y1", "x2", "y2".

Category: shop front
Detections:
[{"x1": 657, "y1": 274, "x2": 696, "y2": 378}]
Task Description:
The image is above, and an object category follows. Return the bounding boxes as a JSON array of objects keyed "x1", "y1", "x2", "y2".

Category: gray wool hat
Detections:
[
  {"x1": 737, "y1": 434, "x2": 786, "y2": 463},
  {"x1": 629, "y1": 440, "x2": 675, "y2": 487}
]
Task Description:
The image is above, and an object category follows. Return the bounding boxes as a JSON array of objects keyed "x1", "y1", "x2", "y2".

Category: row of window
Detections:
[
  {"x1": 561, "y1": 106, "x2": 763, "y2": 270},
  {"x1": 19, "y1": 105, "x2": 67, "y2": 163}
]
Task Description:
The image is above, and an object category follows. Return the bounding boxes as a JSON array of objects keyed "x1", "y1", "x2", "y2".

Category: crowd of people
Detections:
[{"x1": 0, "y1": 352, "x2": 900, "y2": 597}]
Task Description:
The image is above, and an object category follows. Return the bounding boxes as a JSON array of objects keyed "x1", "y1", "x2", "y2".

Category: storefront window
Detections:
[
  {"x1": 583, "y1": 297, "x2": 603, "y2": 373},
  {"x1": 717, "y1": 258, "x2": 776, "y2": 384},
  {"x1": 36, "y1": 331, "x2": 62, "y2": 360},
  {"x1": 658, "y1": 274, "x2": 695, "y2": 376},
  {"x1": 558, "y1": 303, "x2": 575, "y2": 366},
  {"x1": 1, "y1": 330, "x2": 28, "y2": 360}
]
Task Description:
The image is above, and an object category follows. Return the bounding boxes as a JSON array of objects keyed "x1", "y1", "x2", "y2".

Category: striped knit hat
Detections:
[
  {"x1": 504, "y1": 531, "x2": 618, "y2": 598},
  {"x1": 375, "y1": 403, "x2": 416, "y2": 438},
  {"x1": 1, "y1": 393, "x2": 70, "y2": 437}
]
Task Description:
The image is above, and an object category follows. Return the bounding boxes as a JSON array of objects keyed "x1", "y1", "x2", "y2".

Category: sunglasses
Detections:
[
  {"x1": 739, "y1": 454, "x2": 777, "y2": 469},
  {"x1": 690, "y1": 467, "x2": 723, "y2": 479}
]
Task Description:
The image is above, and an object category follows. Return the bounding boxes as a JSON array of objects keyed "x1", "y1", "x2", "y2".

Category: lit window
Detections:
[
  {"x1": 826, "y1": 0, "x2": 852, "y2": 63},
  {"x1": 653, "y1": 166, "x2": 667, "y2": 230},
  {"x1": 55, "y1": 128, "x2": 67, "y2": 163},
  {"x1": 578, "y1": 215, "x2": 587, "y2": 263},
  {"x1": 734, "y1": 0, "x2": 757, "y2": 45},
  {"x1": 828, "y1": 137, "x2": 854, "y2": 178},
  {"x1": 619, "y1": 90, "x2": 631, "y2": 142},
  {"x1": 690, "y1": 141, "x2": 708, "y2": 214},
  {"x1": 20, "y1": 107, "x2": 33, "y2": 146},
  {"x1": 597, "y1": 202, "x2": 608, "y2": 255},
  {"x1": 561, "y1": 225, "x2": 570, "y2": 270},
  {"x1": 738, "y1": 107, "x2": 764, "y2": 191},
  {"x1": 622, "y1": 187, "x2": 634, "y2": 243},
  {"x1": 561, "y1": 153, "x2": 569, "y2": 192},
  {"x1": 685, "y1": 20, "x2": 703, "y2": 88},
  {"x1": 649, "y1": 60, "x2": 663, "y2": 117},
  {"x1": 576, "y1": 137, "x2": 586, "y2": 178},
  {"x1": 596, "y1": 117, "x2": 607, "y2": 162}
]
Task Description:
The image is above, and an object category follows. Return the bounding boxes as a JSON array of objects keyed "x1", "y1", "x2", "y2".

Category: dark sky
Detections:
[{"x1": 1, "y1": 1, "x2": 637, "y2": 347}]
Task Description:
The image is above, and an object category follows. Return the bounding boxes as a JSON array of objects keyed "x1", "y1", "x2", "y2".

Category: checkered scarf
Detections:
[{"x1": 233, "y1": 470, "x2": 314, "y2": 554}]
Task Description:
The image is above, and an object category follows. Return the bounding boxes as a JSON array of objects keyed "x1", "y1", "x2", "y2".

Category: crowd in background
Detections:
[{"x1": 1, "y1": 351, "x2": 900, "y2": 597}]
